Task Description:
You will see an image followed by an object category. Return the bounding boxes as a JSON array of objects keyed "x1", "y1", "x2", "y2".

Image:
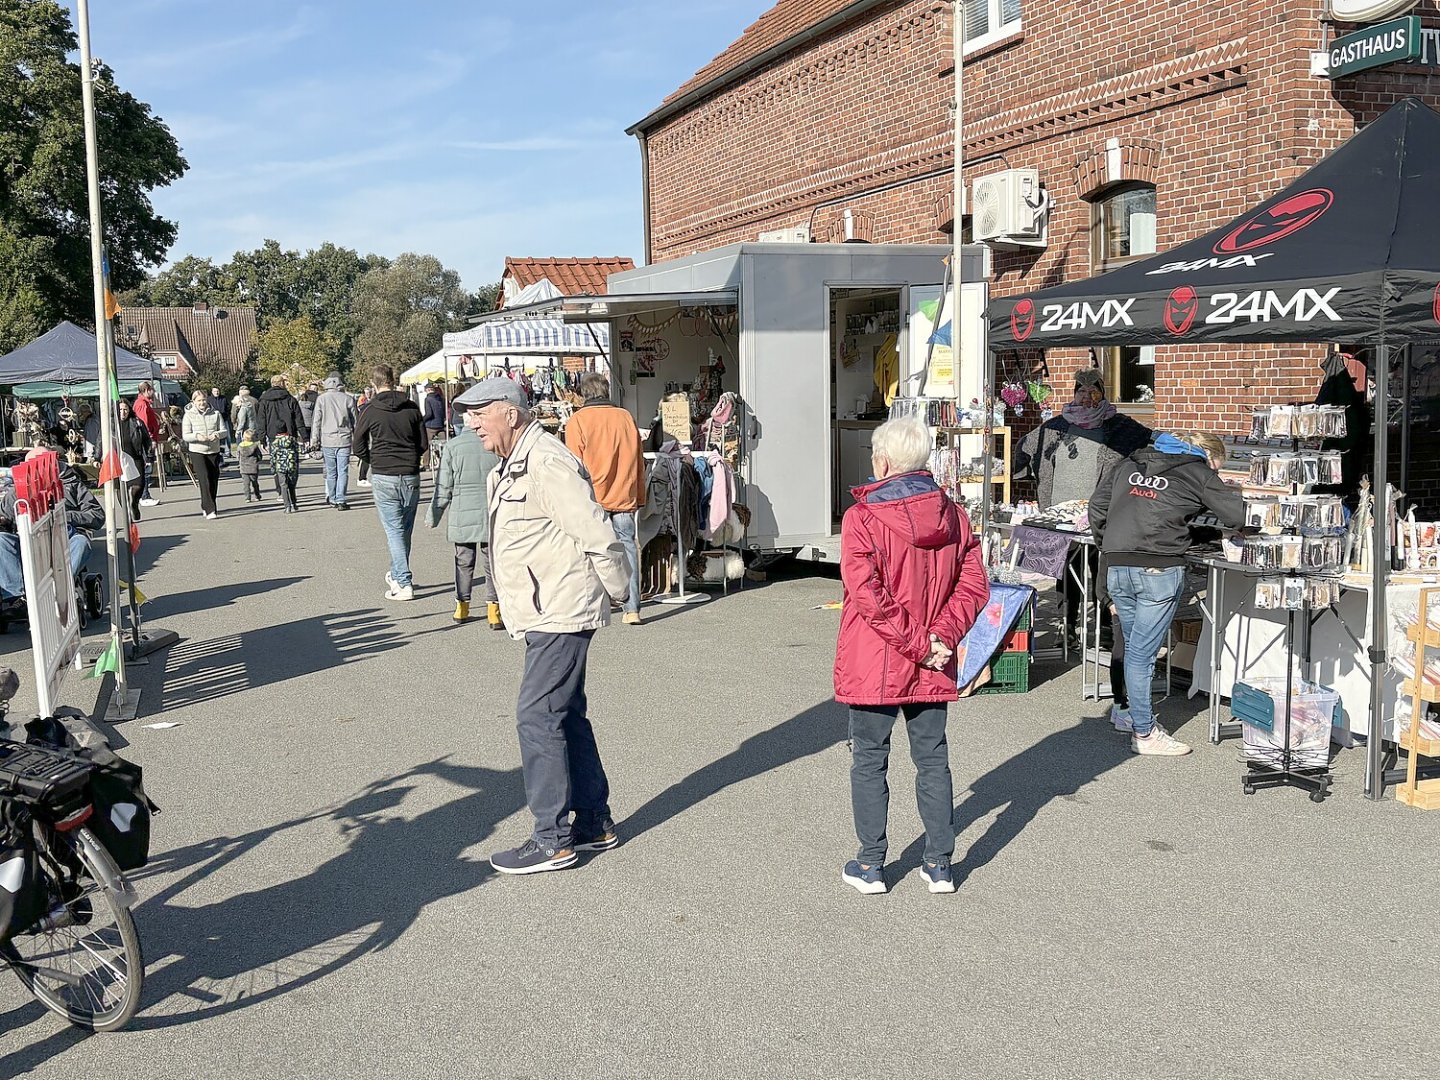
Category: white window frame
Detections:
[
  {"x1": 961, "y1": 0, "x2": 1022, "y2": 55},
  {"x1": 157, "y1": 356, "x2": 178, "y2": 370}
]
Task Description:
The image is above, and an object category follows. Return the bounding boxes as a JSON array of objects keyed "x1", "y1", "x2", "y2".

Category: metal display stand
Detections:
[{"x1": 1241, "y1": 602, "x2": 1334, "y2": 803}]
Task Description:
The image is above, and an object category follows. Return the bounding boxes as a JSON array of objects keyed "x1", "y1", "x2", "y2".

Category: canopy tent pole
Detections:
[
  {"x1": 77, "y1": 0, "x2": 134, "y2": 718},
  {"x1": 1398, "y1": 344, "x2": 1411, "y2": 497},
  {"x1": 1366, "y1": 343, "x2": 1390, "y2": 800}
]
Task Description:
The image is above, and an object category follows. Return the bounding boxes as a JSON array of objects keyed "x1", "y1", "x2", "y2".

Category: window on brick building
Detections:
[
  {"x1": 962, "y1": 0, "x2": 1021, "y2": 51},
  {"x1": 1091, "y1": 183, "x2": 1157, "y2": 407}
]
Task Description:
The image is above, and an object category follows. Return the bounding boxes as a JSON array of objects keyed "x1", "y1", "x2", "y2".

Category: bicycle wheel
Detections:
[{"x1": 2, "y1": 826, "x2": 143, "y2": 1031}]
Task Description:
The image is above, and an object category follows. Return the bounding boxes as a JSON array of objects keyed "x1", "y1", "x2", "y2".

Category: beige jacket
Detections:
[
  {"x1": 488, "y1": 422, "x2": 629, "y2": 640},
  {"x1": 182, "y1": 405, "x2": 224, "y2": 455}
]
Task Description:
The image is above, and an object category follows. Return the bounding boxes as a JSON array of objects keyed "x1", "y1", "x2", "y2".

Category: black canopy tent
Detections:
[
  {"x1": 0, "y1": 320, "x2": 157, "y2": 384},
  {"x1": 984, "y1": 96, "x2": 1440, "y2": 801}
]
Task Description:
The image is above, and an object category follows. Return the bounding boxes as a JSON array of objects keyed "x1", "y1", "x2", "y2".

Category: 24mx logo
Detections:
[
  {"x1": 1204, "y1": 287, "x2": 1341, "y2": 325},
  {"x1": 1036, "y1": 299, "x2": 1135, "y2": 333}
]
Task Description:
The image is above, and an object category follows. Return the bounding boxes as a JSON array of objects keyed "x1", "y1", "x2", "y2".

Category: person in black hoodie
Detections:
[
  {"x1": 257, "y1": 375, "x2": 307, "y2": 448},
  {"x1": 353, "y1": 364, "x2": 425, "y2": 600},
  {"x1": 1089, "y1": 431, "x2": 1243, "y2": 757}
]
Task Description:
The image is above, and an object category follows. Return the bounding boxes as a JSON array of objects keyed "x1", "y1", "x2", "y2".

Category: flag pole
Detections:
[{"x1": 76, "y1": 0, "x2": 137, "y2": 718}]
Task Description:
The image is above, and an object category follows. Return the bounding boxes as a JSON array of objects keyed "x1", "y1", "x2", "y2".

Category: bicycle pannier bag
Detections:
[
  {"x1": 86, "y1": 760, "x2": 155, "y2": 872},
  {"x1": 0, "y1": 805, "x2": 44, "y2": 946}
]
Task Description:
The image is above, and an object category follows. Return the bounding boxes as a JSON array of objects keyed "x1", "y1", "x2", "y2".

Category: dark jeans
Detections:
[
  {"x1": 273, "y1": 470, "x2": 298, "y2": 509},
  {"x1": 454, "y1": 542, "x2": 497, "y2": 604},
  {"x1": 848, "y1": 703, "x2": 954, "y2": 865},
  {"x1": 516, "y1": 630, "x2": 610, "y2": 849},
  {"x1": 1110, "y1": 617, "x2": 1128, "y2": 708},
  {"x1": 244, "y1": 473, "x2": 262, "y2": 500},
  {"x1": 189, "y1": 451, "x2": 220, "y2": 515}
]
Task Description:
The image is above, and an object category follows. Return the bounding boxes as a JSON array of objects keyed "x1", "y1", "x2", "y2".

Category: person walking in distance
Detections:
[
  {"x1": 116, "y1": 398, "x2": 151, "y2": 523},
  {"x1": 257, "y1": 375, "x2": 306, "y2": 450},
  {"x1": 309, "y1": 372, "x2": 358, "y2": 511},
  {"x1": 182, "y1": 390, "x2": 224, "y2": 519},
  {"x1": 236, "y1": 428, "x2": 264, "y2": 502},
  {"x1": 230, "y1": 386, "x2": 257, "y2": 451},
  {"x1": 427, "y1": 417, "x2": 502, "y2": 624},
  {"x1": 207, "y1": 386, "x2": 232, "y2": 460},
  {"x1": 833, "y1": 416, "x2": 990, "y2": 895},
  {"x1": 355, "y1": 388, "x2": 374, "y2": 488},
  {"x1": 353, "y1": 364, "x2": 425, "y2": 601},
  {"x1": 299, "y1": 380, "x2": 320, "y2": 447},
  {"x1": 458, "y1": 377, "x2": 630, "y2": 874},
  {"x1": 132, "y1": 381, "x2": 162, "y2": 506},
  {"x1": 422, "y1": 381, "x2": 447, "y2": 467},
  {"x1": 564, "y1": 373, "x2": 647, "y2": 625},
  {"x1": 270, "y1": 426, "x2": 301, "y2": 513}
]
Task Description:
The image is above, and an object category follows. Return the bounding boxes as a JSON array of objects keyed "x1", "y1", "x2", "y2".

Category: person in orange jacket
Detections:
[{"x1": 564, "y1": 373, "x2": 647, "y2": 625}]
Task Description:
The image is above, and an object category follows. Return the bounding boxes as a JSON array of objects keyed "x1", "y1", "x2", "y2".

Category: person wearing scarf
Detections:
[{"x1": 1012, "y1": 368, "x2": 1153, "y2": 642}]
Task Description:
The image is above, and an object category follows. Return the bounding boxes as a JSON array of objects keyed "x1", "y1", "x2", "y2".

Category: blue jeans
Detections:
[
  {"x1": 848, "y1": 703, "x2": 954, "y2": 864},
  {"x1": 370, "y1": 473, "x2": 420, "y2": 588},
  {"x1": 321, "y1": 446, "x2": 352, "y2": 506},
  {"x1": 604, "y1": 510, "x2": 640, "y2": 614},
  {"x1": 1106, "y1": 565, "x2": 1186, "y2": 737},
  {"x1": 0, "y1": 531, "x2": 90, "y2": 598}
]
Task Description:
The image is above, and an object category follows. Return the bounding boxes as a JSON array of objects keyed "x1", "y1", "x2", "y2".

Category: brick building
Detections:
[
  {"x1": 116, "y1": 302, "x2": 258, "y2": 379},
  {"x1": 630, "y1": 0, "x2": 1440, "y2": 505}
]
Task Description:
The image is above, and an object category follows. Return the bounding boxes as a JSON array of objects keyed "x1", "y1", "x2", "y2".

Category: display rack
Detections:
[
  {"x1": 936, "y1": 426, "x2": 1010, "y2": 505},
  {"x1": 1398, "y1": 586, "x2": 1440, "y2": 810}
]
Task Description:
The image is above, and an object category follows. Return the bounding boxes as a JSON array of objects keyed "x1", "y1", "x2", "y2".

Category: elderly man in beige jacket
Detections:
[{"x1": 458, "y1": 376, "x2": 630, "y2": 875}]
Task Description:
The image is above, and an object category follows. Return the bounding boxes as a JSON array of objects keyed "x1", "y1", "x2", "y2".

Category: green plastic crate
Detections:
[{"x1": 978, "y1": 650, "x2": 1030, "y2": 695}]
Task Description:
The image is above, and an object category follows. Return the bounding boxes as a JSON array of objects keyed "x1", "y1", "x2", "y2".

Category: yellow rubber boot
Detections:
[
  {"x1": 453, "y1": 600, "x2": 470, "y2": 623},
  {"x1": 487, "y1": 602, "x2": 504, "y2": 631}
]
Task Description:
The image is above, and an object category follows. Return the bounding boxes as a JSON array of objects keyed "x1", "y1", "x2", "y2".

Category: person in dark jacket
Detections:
[
  {"x1": 834, "y1": 416, "x2": 990, "y2": 896},
  {"x1": 256, "y1": 375, "x2": 307, "y2": 447},
  {"x1": 117, "y1": 398, "x2": 152, "y2": 522},
  {"x1": 353, "y1": 364, "x2": 425, "y2": 600},
  {"x1": 422, "y1": 382, "x2": 447, "y2": 466},
  {"x1": 298, "y1": 381, "x2": 320, "y2": 445},
  {"x1": 1014, "y1": 368, "x2": 1153, "y2": 639},
  {"x1": 1089, "y1": 431, "x2": 1244, "y2": 756}
]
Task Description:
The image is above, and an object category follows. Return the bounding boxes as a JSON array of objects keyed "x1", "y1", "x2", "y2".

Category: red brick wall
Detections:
[{"x1": 643, "y1": 0, "x2": 1440, "y2": 492}]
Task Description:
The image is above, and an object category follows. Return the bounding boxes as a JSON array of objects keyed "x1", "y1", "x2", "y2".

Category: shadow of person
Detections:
[
  {"x1": 619, "y1": 699, "x2": 847, "y2": 842},
  {"x1": 891, "y1": 714, "x2": 1130, "y2": 884},
  {"x1": 35, "y1": 757, "x2": 529, "y2": 1038}
]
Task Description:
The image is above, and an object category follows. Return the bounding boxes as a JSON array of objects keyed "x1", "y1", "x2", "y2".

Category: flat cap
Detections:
[{"x1": 453, "y1": 376, "x2": 529, "y2": 410}]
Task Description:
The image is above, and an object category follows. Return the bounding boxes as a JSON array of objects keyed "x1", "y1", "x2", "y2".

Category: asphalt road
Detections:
[{"x1": 0, "y1": 459, "x2": 1437, "y2": 1078}]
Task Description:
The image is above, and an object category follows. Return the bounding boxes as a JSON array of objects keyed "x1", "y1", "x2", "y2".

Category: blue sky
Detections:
[{"x1": 71, "y1": 0, "x2": 773, "y2": 290}]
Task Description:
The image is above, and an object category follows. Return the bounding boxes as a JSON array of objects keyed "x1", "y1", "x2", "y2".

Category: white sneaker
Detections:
[
  {"x1": 1131, "y1": 725, "x2": 1192, "y2": 756},
  {"x1": 1111, "y1": 706, "x2": 1134, "y2": 732},
  {"x1": 385, "y1": 583, "x2": 413, "y2": 601},
  {"x1": 357, "y1": 479, "x2": 372, "y2": 487},
  {"x1": 204, "y1": 512, "x2": 218, "y2": 520},
  {"x1": 139, "y1": 498, "x2": 159, "y2": 507},
  {"x1": 385, "y1": 571, "x2": 396, "y2": 591}
]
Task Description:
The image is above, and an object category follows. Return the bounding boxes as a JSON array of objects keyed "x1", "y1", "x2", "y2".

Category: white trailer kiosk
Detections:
[{"x1": 525, "y1": 242, "x2": 988, "y2": 562}]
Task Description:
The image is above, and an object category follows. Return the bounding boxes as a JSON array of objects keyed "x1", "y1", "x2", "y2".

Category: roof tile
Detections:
[
  {"x1": 500, "y1": 258, "x2": 636, "y2": 306},
  {"x1": 117, "y1": 305, "x2": 259, "y2": 373}
]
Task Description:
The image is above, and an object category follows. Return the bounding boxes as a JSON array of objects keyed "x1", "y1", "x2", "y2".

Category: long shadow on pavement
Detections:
[
  {"x1": 892, "y1": 714, "x2": 1131, "y2": 883},
  {"x1": 0, "y1": 757, "x2": 524, "y2": 1067},
  {"x1": 618, "y1": 699, "x2": 847, "y2": 841},
  {"x1": 141, "y1": 576, "x2": 309, "y2": 620},
  {"x1": 152, "y1": 608, "x2": 406, "y2": 712}
]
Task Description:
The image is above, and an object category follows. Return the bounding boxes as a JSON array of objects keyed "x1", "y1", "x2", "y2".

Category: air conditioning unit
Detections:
[
  {"x1": 757, "y1": 225, "x2": 811, "y2": 244},
  {"x1": 971, "y1": 169, "x2": 1049, "y2": 247}
]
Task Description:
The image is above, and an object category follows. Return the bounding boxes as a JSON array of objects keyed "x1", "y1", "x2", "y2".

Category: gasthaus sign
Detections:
[{"x1": 1327, "y1": 15, "x2": 1422, "y2": 78}]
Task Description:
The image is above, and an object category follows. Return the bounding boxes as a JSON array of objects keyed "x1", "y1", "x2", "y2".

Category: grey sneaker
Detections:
[
  {"x1": 1131, "y1": 725, "x2": 1192, "y2": 756},
  {"x1": 1111, "y1": 706, "x2": 1134, "y2": 732}
]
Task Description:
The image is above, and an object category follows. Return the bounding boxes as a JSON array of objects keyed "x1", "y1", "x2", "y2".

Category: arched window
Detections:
[{"x1": 1091, "y1": 183, "x2": 1157, "y2": 406}]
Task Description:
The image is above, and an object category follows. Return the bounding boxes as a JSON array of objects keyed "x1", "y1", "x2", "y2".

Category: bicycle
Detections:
[{"x1": 0, "y1": 721, "x2": 144, "y2": 1031}]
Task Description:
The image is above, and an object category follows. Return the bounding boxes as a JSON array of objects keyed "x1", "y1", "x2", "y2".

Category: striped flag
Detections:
[
  {"x1": 97, "y1": 448, "x2": 122, "y2": 486},
  {"x1": 101, "y1": 251, "x2": 120, "y2": 321}
]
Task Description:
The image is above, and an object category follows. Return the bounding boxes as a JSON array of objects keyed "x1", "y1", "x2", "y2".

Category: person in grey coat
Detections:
[
  {"x1": 427, "y1": 424, "x2": 502, "y2": 625},
  {"x1": 309, "y1": 372, "x2": 358, "y2": 511}
]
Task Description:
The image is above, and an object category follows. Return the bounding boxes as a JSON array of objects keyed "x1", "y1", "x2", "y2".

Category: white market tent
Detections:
[
  {"x1": 442, "y1": 279, "x2": 609, "y2": 361},
  {"x1": 398, "y1": 349, "x2": 452, "y2": 387}
]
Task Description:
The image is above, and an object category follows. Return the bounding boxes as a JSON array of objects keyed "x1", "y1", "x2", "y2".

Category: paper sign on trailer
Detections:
[{"x1": 12, "y1": 452, "x2": 82, "y2": 716}]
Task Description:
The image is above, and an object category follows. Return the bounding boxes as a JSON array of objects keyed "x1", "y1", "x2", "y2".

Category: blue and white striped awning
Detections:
[{"x1": 443, "y1": 316, "x2": 608, "y2": 358}]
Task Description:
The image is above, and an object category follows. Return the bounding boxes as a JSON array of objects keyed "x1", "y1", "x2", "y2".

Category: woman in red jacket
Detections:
[{"x1": 834, "y1": 416, "x2": 990, "y2": 895}]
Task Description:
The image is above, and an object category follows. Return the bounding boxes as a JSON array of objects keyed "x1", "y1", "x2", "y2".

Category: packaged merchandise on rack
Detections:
[
  {"x1": 1248, "y1": 403, "x2": 1348, "y2": 440},
  {"x1": 888, "y1": 396, "x2": 957, "y2": 428},
  {"x1": 1246, "y1": 450, "x2": 1343, "y2": 487},
  {"x1": 1235, "y1": 677, "x2": 1336, "y2": 770}
]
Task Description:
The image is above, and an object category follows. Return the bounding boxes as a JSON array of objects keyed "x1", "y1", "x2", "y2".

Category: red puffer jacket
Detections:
[{"x1": 834, "y1": 472, "x2": 990, "y2": 706}]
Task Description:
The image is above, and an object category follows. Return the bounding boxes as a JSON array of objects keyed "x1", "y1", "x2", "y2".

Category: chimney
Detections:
[{"x1": 192, "y1": 301, "x2": 209, "y2": 314}]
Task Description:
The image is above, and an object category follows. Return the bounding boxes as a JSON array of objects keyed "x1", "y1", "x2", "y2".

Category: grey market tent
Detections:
[{"x1": 0, "y1": 321, "x2": 158, "y2": 385}]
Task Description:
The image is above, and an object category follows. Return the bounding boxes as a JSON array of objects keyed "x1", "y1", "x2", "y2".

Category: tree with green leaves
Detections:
[
  {"x1": 0, "y1": 0, "x2": 187, "y2": 352},
  {"x1": 256, "y1": 315, "x2": 338, "y2": 388},
  {"x1": 350, "y1": 253, "x2": 474, "y2": 374}
]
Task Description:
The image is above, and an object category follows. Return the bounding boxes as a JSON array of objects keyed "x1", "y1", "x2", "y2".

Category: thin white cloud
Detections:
[
  {"x1": 448, "y1": 136, "x2": 615, "y2": 153},
  {"x1": 141, "y1": 6, "x2": 322, "y2": 72}
]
